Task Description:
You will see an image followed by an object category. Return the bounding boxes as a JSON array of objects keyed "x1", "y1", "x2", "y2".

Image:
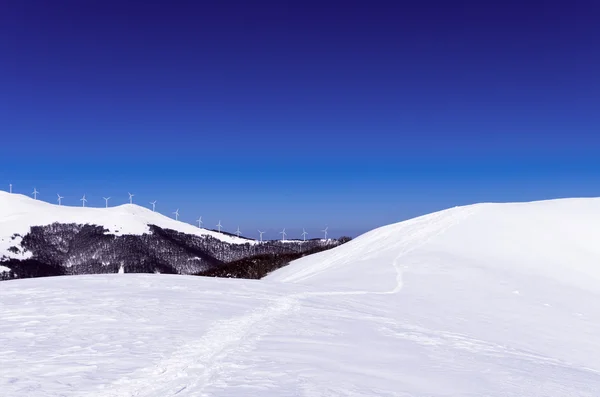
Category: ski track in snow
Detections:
[
  {"x1": 96, "y1": 295, "x2": 304, "y2": 397},
  {"x1": 93, "y1": 206, "x2": 480, "y2": 396}
]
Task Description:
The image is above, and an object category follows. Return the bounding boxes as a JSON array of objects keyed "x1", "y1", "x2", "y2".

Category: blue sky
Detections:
[{"x1": 1, "y1": 1, "x2": 599, "y2": 238}]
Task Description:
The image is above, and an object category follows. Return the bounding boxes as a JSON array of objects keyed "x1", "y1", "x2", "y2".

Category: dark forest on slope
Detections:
[{"x1": 0, "y1": 222, "x2": 350, "y2": 281}]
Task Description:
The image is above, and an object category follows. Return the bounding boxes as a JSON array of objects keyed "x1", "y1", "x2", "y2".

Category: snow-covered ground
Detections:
[
  {"x1": 2, "y1": 198, "x2": 600, "y2": 396},
  {"x1": 0, "y1": 191, "x2": 253, "y2": 259}
]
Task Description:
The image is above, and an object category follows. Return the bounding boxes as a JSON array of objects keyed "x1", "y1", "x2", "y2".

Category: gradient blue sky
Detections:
[{"x1": 1, "y1": 1, "x2": 599, "y2": 238}]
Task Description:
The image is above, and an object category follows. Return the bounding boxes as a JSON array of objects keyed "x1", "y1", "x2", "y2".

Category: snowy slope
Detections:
[
  {"x1": 2, "y1": 198, "x2": 600, "y2": 396},
  {"x1": 0, "y1": 191, "x2": 252, "y2": 259},
  {"x1": 269, "y1": 198, "x2": 600, "y2": 292}
]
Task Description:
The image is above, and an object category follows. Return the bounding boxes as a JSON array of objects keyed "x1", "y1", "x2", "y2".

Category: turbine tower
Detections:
[
  {"x1": 322, "y1": 226, "x2": 329, "y2": 240},
  {"x1": 128, "y1": 192, "x2": 134, "y2": 204},
  {"x1": 80, "y1": 194, "x2": 87, "y2": 207},
  {"x1": 196, "y1": 216, "x2": 203, "y2": 228},
  {"x1": 150, "y1": 201, "x2": 157, "y2": 212},
  {"x1": 173, "y1": 209, "x2": 179, "y2": 221},
  {"x1": 103, "y1": 197, "x2": 111, "y2": 208},
  {"x1": 9, "y1": 184, "x2": 12, "y2": 193},
  {"x1": 32, "y1": 188, "x2": 39, "y2": 200},
  {"x1": 258, "y1": 230, "x2": 265, "y2": 242},
  {"x1": 280, "y1": 228, "x2": 287, "y2": 242},
  {"x1": 216, "y1": 220, "x2": 222, "y2": 233},
  {"x1": 57, "y1": 193, "x2": 64, "y2": 206},
  {"x1": 235, "y1": 226, "x2": 241, "y2": 237},
  {"x1": 301, "y1": 228, "x2": 308, "y2": 241}
]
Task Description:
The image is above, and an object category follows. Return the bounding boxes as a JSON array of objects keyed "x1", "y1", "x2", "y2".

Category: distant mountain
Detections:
[{"x1": 0, "y1": 192, "x2": 341, "y2": 280}]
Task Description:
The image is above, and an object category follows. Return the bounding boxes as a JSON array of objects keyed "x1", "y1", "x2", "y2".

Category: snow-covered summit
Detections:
[
  {"x1": 0, "y1": 190, "x2": 252, "y2": 259},
  {"x1": 268, "y1": 197, "x2": 600, "y2": 293}
]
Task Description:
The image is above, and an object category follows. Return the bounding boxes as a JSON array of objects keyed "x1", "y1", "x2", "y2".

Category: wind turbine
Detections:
[
  {"x1": 258, "y1": 230, "x2": 265, "y2": 242},
  {"x1": 196, "y1": 216, "x2": 203, "y2": 228},
  {"x1": 173, "y1": 209, "x2": 179, "y2": 221},
  {"x1": 32, "y1": 188, "x2": 39, "y2": 200},
  {"x1": 322, "y1": 226, "x2": 329, "y2": 240},
  {"x1": 216, "y1": 220, "x2": 222, "y2": 233},
  {"x1": 150, "y1": 201, "x2": 157, "y2": 212},
  {"x1": 57, "y1": 193, "x2": 64, "y2": 206},
  {"x1": 80, "y1": 194, "x2": 87, "y2": 207},
  {"x1": 301, "y1": 228, "x2": 308, "y2": 241},
  {"x1": 9, "y1": 184, "x2": 12, "y2": 193},
  {"x1": 103, "y1": 197, "x2": 111, "y2": 208},
  {"x1": 235, "y1": 226, "x2": 241, "y2": 237},
  {"x1": 280, "y1": 228, "x2": 287, "y2": 242},
  {"x1": 128, "y1": 192, "x2": 134, "y2": 204}
]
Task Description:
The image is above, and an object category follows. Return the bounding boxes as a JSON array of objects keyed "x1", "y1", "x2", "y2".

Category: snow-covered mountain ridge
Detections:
[
  {"x1": 0, "y1": 190, "x2": 250, "y2": 255},
  {"x1": 0, "y1": 191, "x2": 338, "y2": 279}
]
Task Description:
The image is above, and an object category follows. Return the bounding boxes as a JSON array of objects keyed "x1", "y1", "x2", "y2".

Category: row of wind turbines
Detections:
[{"x1": 10, "y1": 184, "x2": 330, "y2": 242}]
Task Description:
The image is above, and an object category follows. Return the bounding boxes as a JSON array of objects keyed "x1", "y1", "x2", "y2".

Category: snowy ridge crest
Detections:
[{"x1": 0, "y1": 190, "x2": 252, "y2": 260}]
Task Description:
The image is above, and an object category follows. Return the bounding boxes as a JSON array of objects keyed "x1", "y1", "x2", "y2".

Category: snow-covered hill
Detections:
[
  {"x1": 2, "y1": 198, "x2": 600, "y2": 396},
  {"x1": 0, "y1": 191, "x2": 251, "y2": 261},
  {"x1": 269, "y1": 198, "x2": 600, "y2": 292},
  {"x1": 0, "y1": 191, "x2": 337, "y2": 279}
]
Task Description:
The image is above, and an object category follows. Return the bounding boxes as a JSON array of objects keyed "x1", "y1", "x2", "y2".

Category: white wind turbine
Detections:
[
  {"x1": 258, "y1": 230, "x2": 265, "y2": 242},
  {"x1": 9, "y1": 184, "x2": 12, "y2": 193},
  {"x1": 216, "y1": 220, "x2": 222, "y2": 233},
  {"x1": 301, "y1": 228, "x2": 308, "y2": 241},
  {"x1": 150, "y1": 201, "x2": 157, "y2": 212},
  {"x1": 173, "y1": 209, "x2": 180, "y2": 221},
  {"x1": 128, "y1": 192, "x2": 134, "y2": 204},
  {"x1": 322, "y1": 226, "x2": 329, "y2": 240},
  {"x1": 103, "y1": 197, "x2": 111, "y2": 208},
  {"x1": 80, "y1": 194, "x2": 88, "y2": 207},
  {"x1": 280, "y1": 228, "x2": 287, "y2": 242},
  {"x1": 196, "y1": 216, "x2": 203, "y2": 228},
  {"x1": 235, "y1": 226, "x2": 241, "y2": 237},
  {"x1": 32, "y1": 188, "x2": 39, "y2": 200},
  {"x1": 57, "y1": 193, "x2": 64, "y2": 206}
]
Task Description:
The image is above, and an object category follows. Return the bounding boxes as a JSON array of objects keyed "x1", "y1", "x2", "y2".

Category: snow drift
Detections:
[{"x1": 2, "y1": 197, "x2": 600, "y2": 396}]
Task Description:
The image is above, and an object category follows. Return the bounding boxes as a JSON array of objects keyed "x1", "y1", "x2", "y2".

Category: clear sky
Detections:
[{"x1": 1, "y1": 1, "x2": 599, "y2": 239}]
